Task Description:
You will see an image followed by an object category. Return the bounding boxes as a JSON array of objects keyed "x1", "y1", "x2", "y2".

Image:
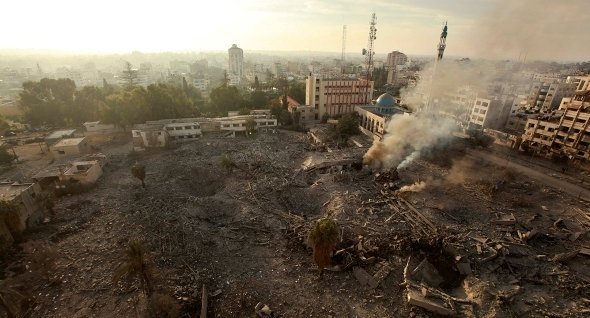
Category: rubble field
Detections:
[{"x1": 2, "y1": 130, "x2": 590, "y2": 317}]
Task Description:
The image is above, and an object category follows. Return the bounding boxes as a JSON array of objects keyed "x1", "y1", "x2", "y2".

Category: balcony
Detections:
[{"x1": 562, "y1": 120, "x2": 574, "y2": 127}]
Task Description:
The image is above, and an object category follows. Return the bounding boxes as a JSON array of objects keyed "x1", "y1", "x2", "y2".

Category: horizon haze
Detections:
[{"x1": 1, "y1": 0, "x2": 589, "y2": 62}]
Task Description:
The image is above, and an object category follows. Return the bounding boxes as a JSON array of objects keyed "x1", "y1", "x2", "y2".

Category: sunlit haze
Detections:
[{"x1": 2, "y1": 0, "x2": 589, "y2": 60}]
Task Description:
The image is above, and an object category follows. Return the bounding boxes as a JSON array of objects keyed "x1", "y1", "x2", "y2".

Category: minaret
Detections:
[{"x1": 437, "y1": 22, "x2": 448, "y2": 61}]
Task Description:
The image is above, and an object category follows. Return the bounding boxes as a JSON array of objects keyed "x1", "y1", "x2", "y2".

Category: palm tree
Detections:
[
  {"x1": 131, "y1": 162, "x2": 146, "y2": 188},
  {"x1": 307, "y1": 218, "x2": 340, "y2": 278},
  {"x1": 113, "y1": 240, "x2": 153, "y2": 296},
  {"x1": 0, "y1": 279, "x2": 24, "y2": 318}
]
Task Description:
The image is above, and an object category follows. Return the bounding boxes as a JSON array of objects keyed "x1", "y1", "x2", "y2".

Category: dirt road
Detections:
[{"x1": 468, "y1": 149, "x2": 590, "y2": 201}]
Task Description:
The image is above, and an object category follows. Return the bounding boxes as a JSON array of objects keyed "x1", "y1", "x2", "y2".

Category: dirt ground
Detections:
[{"x1": 1, "y1": 130, "x2": 590, "y2": 318}]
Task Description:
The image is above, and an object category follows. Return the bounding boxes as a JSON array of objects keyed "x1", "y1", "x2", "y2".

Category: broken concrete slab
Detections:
[
  {"x1": 456, "y1": 261, "x2": 472, "y2": 276},
  {"x1": 492, "y1": 213, "x2": 516, "y2": 226},
  {"x1": 407, "y1": 287, "x2": 455, "y2": 316},
  {"x1": 412, "y1": 259, "x2": 444, "y2": 288},
  {"x1": 372, "y1": 261, "x2": 392, "y2": 286},
  {"x1": 353, "y1": 266, "x2": 379, "y2": 289}
]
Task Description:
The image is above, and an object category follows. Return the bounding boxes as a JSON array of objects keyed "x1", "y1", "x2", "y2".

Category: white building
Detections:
[
  {"x1": 193, "y1": 78, "x2": 210, "y2": 91},
  {"x1": 228, "y1": 44, "x2": 244, "y2": 86},
  {"x1": 131, "y1": 128, "x2": 170, "y2": 151},
  {"x1": 164, "y1": 122, "x2": 202, "y2": 141},
  {"x1": 468, "y1": 96, "x2": 513, "y2": 130},
  {"x1": 83, "y1": 121, "x2": 123, "y2": 134},
  {"x1": 218, "y1": 115, "x2": 277, "y2": 133},
  {"x1": 386, "y1": 51, "x2": 408, "y2": 84}
]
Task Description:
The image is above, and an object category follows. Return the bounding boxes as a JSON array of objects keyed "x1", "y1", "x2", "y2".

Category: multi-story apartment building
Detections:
[
  {"x1": 522, "y1": 90, "x2": 590, "y2": 160},
  {"x1": 468, "y1": 96, "x2": 513, "y2": 130},
  {"x1": 386, "y1": 51, "x2": 408, "y2": 84},
  {"x1": 526, "y1": 81, "x2": 575, "y2": 112},
  {"x1": 228, "y1": 44, "x2": 244, "y2": 86},
  {"x1": 305, "y1": 74, "x2": 373, "y2": 118},
  {"x1": 566, "y1": 75, "x2": 590, "y2": 91}
]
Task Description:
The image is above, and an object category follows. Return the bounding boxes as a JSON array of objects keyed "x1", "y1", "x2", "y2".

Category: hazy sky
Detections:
[{"x1": 1, "y1": 0, "x2": 588, "y2": 61}]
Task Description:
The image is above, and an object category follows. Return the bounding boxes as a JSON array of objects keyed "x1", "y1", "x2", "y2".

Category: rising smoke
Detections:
[{"x1": 363, "y1": 114, "x2": 456, "y2": 170}]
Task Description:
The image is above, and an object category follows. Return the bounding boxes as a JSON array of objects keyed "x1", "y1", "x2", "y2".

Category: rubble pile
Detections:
[{"x1": 2, "y1": 130, "x2": 590, "y2": 317}]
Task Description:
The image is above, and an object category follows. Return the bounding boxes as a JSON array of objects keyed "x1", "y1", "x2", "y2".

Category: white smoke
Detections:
[
  {"x1": 398, "y1": 181, "x2": 427, "y2": 193},
  {"x1": 363, "y1": 114, "x2": 456, "y2": 170}
]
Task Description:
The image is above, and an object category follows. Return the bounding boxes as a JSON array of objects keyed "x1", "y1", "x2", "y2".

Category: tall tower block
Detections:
[{"x1": 437, "y1": 22, "x2": 448, "y2": 61}]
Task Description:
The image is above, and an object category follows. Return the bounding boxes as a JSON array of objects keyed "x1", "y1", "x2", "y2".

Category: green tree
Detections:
[
  {"x1": 120, "y1": 61, "x2": 140, "y2": 89},
  {"x1": 249, "y1": 91, "x2": 268, "y2": 109},
  {"x1": 209, "y1": 85, "x2": 243, "y2": 115},
  {"x1": 0, "y1": 146, "x2": 17, "y2": 165},
  {"x1": 307, "y1": 218, "x2": 339, "y2": 278},
  {"x1": 113, "y1": 240, "x2": 153, "y2": 296},
  {"x1": 73, "y1": 86, "x2": 107, "y2": 124},
  {"x1": 287, "y1": 81, "x2": 306, "y2": 104},
  {"x1": 102, "y1": 87, "x2": 147, "y2": 129},
  {"x1": 332, "y1": 113, "x2": 360, "y2": 139},
  {"x1": 19, "y1": 78, "x2": 76, "y2": 127}
]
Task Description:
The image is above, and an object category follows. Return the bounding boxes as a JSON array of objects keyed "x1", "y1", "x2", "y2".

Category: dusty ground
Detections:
[{"x1": 1, "y1": 130, "x2": 590, "y2": 318}]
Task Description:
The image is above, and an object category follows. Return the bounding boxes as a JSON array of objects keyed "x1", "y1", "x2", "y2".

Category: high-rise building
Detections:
[
  {"x1": 228, "y1": 44, "x2": 244, "y2": 86},
  {"x1": 386, "y1": 51, "x2": 408, "y2": 84}
]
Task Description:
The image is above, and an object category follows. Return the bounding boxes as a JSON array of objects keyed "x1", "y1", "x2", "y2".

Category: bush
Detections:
[{"x1": 0, "y1": 146, "x2": 16, "y2": 165}]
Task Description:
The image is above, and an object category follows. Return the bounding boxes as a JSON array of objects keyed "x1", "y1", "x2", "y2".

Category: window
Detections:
[
  {"x1": 547, "y1": 128, "x2": 554, "y2": 132},
  {"x1": 564, "y1": 116, "x2": 574, "y2": 121},
  {"x1": 482, "y1": 102, "x2": 489, "y2": 107},
  {"x1": 175, "y1": 127, "x2": 182, "y2": 130},
  {"x1": 185, "y1": 126, "x2": 192, "y2": 129},
  {"x1": 58, "y1": 150, "x2": 65, "y2": 155},
  {"x1": 538, "y1": 125, "x2": 545, "y2": 130},
  {"x1": 476, "y1": 101, "x2": 481, "y2": 105}
]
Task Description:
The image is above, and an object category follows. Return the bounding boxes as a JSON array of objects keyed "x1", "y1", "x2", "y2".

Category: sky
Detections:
[{"x1": 1, "y1": 0, "x2": 588, "y2": 61}]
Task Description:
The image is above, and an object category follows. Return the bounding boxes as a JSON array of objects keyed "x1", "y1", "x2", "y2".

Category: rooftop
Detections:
[
  {"x1": 52, "y1": 137, "x2": 86, "y2": 148},
  {"x1": 0, "y1": 182, "x2": 35, "y2": 201},
  {"x1": 45, "y1": 129, "x2": 76, "y2": 140}
]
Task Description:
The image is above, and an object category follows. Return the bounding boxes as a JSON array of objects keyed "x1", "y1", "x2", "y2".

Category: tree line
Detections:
[{"x1": 18, "y1": 74, "x2": 306, "y2": 129}]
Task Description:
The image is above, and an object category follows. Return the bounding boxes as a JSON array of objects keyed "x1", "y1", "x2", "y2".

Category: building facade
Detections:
[
  {"x1": 522, "y1": 91, "x2": 590, "y2": 160},
  {"x1": 50, "y1": 137, "x2": 90, "y2": 157},
  {"x1": 164, "y1": 122, "x2": 202, "y2": 141},
  {"x1": 305, "y1": 74, "x2": 373, "y2": 118},
  {"x1": 228, "y1": 44, "x2": 244, "y2": 86},
  {"x1": 468, "y1": 96, "x2": 513, "y2": 130}
]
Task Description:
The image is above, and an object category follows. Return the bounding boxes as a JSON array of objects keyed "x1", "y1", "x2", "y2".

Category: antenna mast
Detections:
[
  {"x1": 341, "y1": 25, "x2": 347, "y2": 74},
  {"x1": 362, "y1": 13, "x2": 377, "y2": 103}
]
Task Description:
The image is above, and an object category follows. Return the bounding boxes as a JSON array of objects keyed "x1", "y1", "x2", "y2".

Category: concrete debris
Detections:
[
  {"x1": 412, "y1": 259, "x2": 444, "y2": 288},
  {"x1": 579, "y1": 247, "x2": 590, "y2": 257},
  {"x1": 353, "y1": 266, "x2": 379, "y2": 289},
  {"x1": 492, "y1": 213, "x2": 516, "y2": 226},
  {"x1": 552, "y1": 249, "x2": 580, "y2": 262},
  {"x1": 407, "y1": 286, "x2": 455, "y2": 316},
  {"x1": 255, "y1": 302, "x2": 278, "y2": 318}
]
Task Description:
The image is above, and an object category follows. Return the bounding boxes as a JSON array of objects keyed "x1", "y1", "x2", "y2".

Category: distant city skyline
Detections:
[{"x1": 1, "y1": 0, "x2": 589, "y2": 61}]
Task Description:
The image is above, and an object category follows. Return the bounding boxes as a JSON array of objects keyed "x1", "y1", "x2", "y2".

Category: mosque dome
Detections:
[{"x1": 375, "y1": 93, "x2": 395, "y2": 108}]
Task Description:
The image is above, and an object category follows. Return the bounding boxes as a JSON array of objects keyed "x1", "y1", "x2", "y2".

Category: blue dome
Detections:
[{"x1": 376, "y1": 93, "x2": 395, "y2": 108}]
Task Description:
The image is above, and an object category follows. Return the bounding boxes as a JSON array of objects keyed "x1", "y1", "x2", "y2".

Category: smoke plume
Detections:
[
  {"x1": 363, "y1": 114, "x2": 456, "y2": 170},
  {"x1": 398, "y1": 181, "x2": 427, "y2": 193}
]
